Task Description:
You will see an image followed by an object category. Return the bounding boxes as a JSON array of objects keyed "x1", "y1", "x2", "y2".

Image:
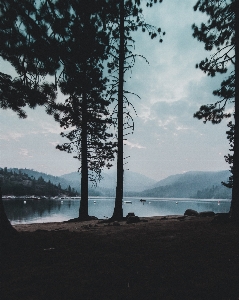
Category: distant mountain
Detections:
[
  {"x1": 0, "y1": 168, "x2": 77, "y2": 197},
  {"x1": 9, "y1": 168, "x2": 72, "y2": 191},
  {"x1": 2, "y1": 167, "x2": 232, "y2": 198},
  {"x1": 152, "y1": 171, "x2": 230, "y2": 189},
  {"x1": 139, "y1": 170, "x2": 232, "y2": 199},
  {"x1": 60, "y1": 170, "x2": 157, "y2": 194},
  {"x1": 4, "y1": 168, "x2": 156, "y2": 196}
]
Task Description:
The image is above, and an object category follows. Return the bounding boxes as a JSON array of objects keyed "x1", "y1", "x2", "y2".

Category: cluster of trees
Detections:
[
  {"x1": 0, "y1": 0, "x2": 165, "y2": 222},
  {"x1": 195, "y1": 185, "x2": 231, "y2": 199},
  {"x1": 0, "y1": 167, "x2": 77, "y2": 196},
  {"x1": 0, "y1": 0, "x2": 238, "y2": 228}
]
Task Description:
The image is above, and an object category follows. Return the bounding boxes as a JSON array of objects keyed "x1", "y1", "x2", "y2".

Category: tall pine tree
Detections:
[
  {"x1": 41, "y1": 0, "x2": 117, "y2": 220},
  {"x1": 107, "y1": 0, "x2": 165, "y2": 220},
  {"x1": 192, "y1": 0, "x2": 239, "y2": 221}
]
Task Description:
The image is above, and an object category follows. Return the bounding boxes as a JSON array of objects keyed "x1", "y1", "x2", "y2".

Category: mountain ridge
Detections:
[
  {"x1": 139, "y1": 170, "x2": 231, "y2": 199},
  {"x1": 1, "y1": 167, "x2": 232, "y2": 198},
  {"x1": 60, "y1": 170, "x2": 157, "y2": 192}
]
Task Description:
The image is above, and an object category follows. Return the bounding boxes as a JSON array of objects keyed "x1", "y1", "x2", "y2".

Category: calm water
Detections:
[{"x1": 3, "y1": 197, "x2": 231, "y2": 225}]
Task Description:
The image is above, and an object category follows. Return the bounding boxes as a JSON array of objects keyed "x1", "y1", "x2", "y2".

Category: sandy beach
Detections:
[{"x1": 1, "y1": 215, "x2": 239, "y2": 300}]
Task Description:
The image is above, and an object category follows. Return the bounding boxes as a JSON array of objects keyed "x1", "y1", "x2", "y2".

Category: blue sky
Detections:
[{"x1": 0, "y1": 0, "x2": 233, "y2": 181}]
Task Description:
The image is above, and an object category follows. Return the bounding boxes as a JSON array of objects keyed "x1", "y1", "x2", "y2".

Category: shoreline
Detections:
[
  {"x1": 3, "y1": 215, "x2": 239, "y2": 300},
  {"x1": 12, "y1": 215, "x2": 185, "y2": 232}
]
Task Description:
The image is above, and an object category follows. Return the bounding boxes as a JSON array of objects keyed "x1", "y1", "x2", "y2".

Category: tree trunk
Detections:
[
  {"x1": 230, "y1": 0, "x2": 239, "y2": 222},
  {"x1": 79, "y1": 69, "x2": 89, "y2": 220},
  {"x1": 112, "y1": 0, "x2": 124, "y2": 220},
  {"x1": 0, "y1": 187, "x2": 17, "y2": 237}
]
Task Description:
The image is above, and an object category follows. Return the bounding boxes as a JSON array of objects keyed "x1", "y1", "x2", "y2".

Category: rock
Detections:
[
  {"x1": 126, "y1": 216, "x2": 140, "y2": 224},
  {"x1": 126, "y1": 212, "x2": 140, "y2": 224},
  {"x1": 126, "y1": 212, "x2": 135, "y2": 218},
  {"x1": 184, "y1": 209, "x2": 199, "y2": 217},
  {"x1": 199, "y1": 211, "x2": 215, "y2": 217}
]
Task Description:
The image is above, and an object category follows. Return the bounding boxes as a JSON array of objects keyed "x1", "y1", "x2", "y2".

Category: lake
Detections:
[{"x1": 3, "y1": 197, "x2": 231, "y2": 225}]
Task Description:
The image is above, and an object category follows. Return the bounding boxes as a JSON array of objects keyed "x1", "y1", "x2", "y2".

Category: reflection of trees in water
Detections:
[
  {"x1": 3, "y1": 199, "x2": 67, "y2": 221},
  {"x1": 140, "y1": 200, "x2": 230, "y2": 215},
  {"x1": 3, "y1": 198, "x2": 231, "y2": 222},
  {"x1": 194, "y1": 201, "x2": 230, "y2": 214}
]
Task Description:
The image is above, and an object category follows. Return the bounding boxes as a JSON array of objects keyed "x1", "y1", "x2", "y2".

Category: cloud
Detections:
[
  {"x1": 124, "y1": 140, "x2": 146, "y2": 149},
  {"x1": 40, "y1": 121, "x2": 63, "y2": 135},
  {"x1": 19, "y1": 148, "x2": 33, "y2": 158},
  {"x1": 0, "y1": 132, "x2": 24, "y2": 141}
]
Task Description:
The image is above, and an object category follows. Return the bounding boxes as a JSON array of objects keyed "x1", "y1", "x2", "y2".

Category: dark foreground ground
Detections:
[{"x1": 1, "y1": 216, "x2": 239, "y2": 300}]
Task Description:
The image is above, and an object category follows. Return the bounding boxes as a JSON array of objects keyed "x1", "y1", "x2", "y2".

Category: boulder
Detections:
[
  {"x1": 184, "y1": 209, "x2": 199, "y2": 217},
  {"x1": 126, "y1": 212, "x2": 135, "y2": 218}
]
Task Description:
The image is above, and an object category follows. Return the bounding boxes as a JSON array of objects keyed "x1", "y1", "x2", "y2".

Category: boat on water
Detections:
[
  {"x1": 124, "y1": 201, "x2": 132, "y2": 204},
  {"x1": 140, "y1": 199, "x2": 146, "y2": 202}
]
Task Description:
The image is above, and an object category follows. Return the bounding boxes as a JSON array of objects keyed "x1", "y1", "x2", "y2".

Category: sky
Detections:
[{"x1": 0, "y1": 0, "x2": 233, "y2": 181}]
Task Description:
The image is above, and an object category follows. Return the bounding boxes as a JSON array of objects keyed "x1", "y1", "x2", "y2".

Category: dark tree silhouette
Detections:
[
  {"x1": 107, "y1": 0, "x2": 165, "y2": 220},
  {"x1": 0, "y1": 187, "x2": 17, "y2": 238},
  {"x1": 222, "y1": 120, "x2": 234, "y2": 188},
  {"x1": 192, "y1": 0, "x2": 239, "y2": 220},
  {"x1": 40, "y1": 0, "x2": 117, "y2": 220},
  {"x1": 0, "y1": 0, "x2": 58, "y2": 117},
  {"x1": 0, "y1": 0, "x2": 59, "y2": 235}
]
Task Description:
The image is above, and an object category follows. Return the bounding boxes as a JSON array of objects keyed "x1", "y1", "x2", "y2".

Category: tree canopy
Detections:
[
  {"x1": 0, "y1": 0, "x2": 58, "y2": 117},
  {"x1": 192, "y1": 0, "x2": 239, "y2": 220},
  {"x1": 193, "y1": 0, "x2": 235, "y2": 124}
]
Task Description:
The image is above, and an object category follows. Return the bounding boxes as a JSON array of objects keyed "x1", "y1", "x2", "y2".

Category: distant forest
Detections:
[{"x1": 0, "y1": 167, "x2": 78, "y2": 197}]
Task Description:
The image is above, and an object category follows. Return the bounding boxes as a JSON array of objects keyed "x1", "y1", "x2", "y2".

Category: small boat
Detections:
[
  {"x1": 140, "y1": 199, "x2": 146, "y2": 202},
  {"x1": 124, "y1": 201, "x2": 132, "y2": 204}
]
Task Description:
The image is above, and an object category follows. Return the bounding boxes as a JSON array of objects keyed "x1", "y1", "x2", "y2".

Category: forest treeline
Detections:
[
  {"x1": 0, "y1": 167, "x2": 231, "y2": 199},
  {"x1": 0, "y1": 167, "x2": 77, "y2": 197},
  {"x1": 137, "y1": 184, "x2": 231, "y2": 199},
  {"x1": 195, "y1": 185, "x2": 231, "y2": 199}
]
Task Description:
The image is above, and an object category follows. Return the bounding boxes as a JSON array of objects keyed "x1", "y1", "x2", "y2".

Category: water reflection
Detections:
[
  {"x1": 3, "y1": 197, "x2": 231, "y2": 224},
  {"x1": 3, "y1": 199, "x2": 79, "y2": 224}
]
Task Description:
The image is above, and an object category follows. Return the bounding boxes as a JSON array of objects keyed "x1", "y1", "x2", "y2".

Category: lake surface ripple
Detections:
[{"x1": 3, "y1": 197, "x2": 231, "y2": 225}]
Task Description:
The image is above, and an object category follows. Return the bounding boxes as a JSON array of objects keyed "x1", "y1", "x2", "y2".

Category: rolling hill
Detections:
[
  {"x1": 60, "y1": 169, "x2": 157, "y2": 193},
  {"x1": 139, "y1": 170, "x2": 232, "y2": 199},
  {"x1": 2, "y1": 167, "x2": 232, "y2": 198}
]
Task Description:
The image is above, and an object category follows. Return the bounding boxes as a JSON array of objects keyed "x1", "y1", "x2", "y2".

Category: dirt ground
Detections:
[{"x1": 1, "y1": 216, "x2": 239, "y2": 300}]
